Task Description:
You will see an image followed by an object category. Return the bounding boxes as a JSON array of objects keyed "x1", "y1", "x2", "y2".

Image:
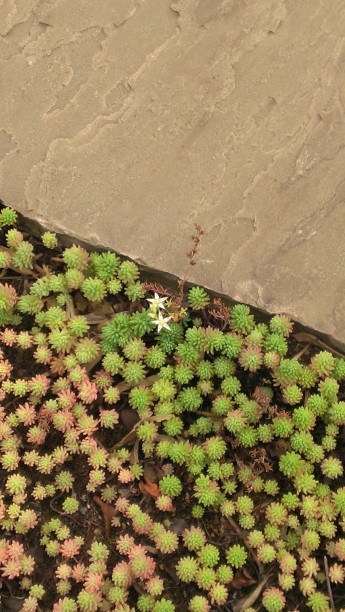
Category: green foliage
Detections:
[
  {"x1": 306, "y1": 592, "x2": 330, "y2": 612},
  {"x1": 176, "y1": 387, "x2": 202, "y2": 412},
  {"x1": 75, "y1": 338, "x2": 100, "y2": 364},
  {"x1": 17, "y1": 294, "x2": 43, "y2": 314},
  {"x1": 130, "y1": 310, "x2": 155, "y2": 337},
  {"x1": 122, "y1": 360, "x2": 146, "y2": 383},
  {"x1": 182, "y1": 526, "x2": 206, "y2": 551},
  {"x1": 62, "y1": 497, "x2": 79, "y2": 514},
  {"x1": 198, "y1": 544, "x2": 219, "y2": 567},
  {"x1": 1, "y1": 205, "x2": 345, "y2": 610},
  {"x1": 118, "y1": 260, "x2": 139, "y2": 284},
  {"x1": 226, "y1": 544, "x2": 248, "y2": 568},
  {"x1": 187, "y1": 286, "x2": 210, "y2": 310},
  {"x1": 221, "y1": 375, "x2": 241, "y2": 396},
  {"x1": 176, "y1": 556, "x2": 199, "y2": 582},
  {"x1": 203, "y1": 436, "x2": 226, "y2": 460},
  {"x1": 159, "y1": 475, "x2": 183, "y2": 497},
  {"x1": 311, "y1": 351, "x2": 335, "y2": 377},
  {"x1": 158, "y1": 322, "x2": 183, "y2": 354},
  {"x1": 145, "y1": 346, "x2": 166, "y2": 369},
  {"x1": 176, "y1": 341, "x2": 200, "y2": 365},
  {"x1": 0, "y1": 206, "x2": 18, "y2": 226},
  {"x1": 41, "y1": 231, "x2": 58, "y2": 249},
  {"x1": 230, "y1": 304, "x2": 255, "y2": 334},
  {"x1": 188, "y1": 595, "x2": 210, "y2": 612},
  {"x1": 81, "y1": 277, "x2": 106, "y2": 302},
  {"x1": 269, "y1": 315, "x2": 292, "y2": 337},
  {"x1": 194, "y1": 475, "x2": 220, "y2": 507},
  {"x1": 12, "y1": 241, "x2": 34, "y2": 270},
  {"x1": 63, "y1": 245, "x2": 89, "y2": 270},
  {"x1": 262, "y1": 587, "x2": 286, "y2": 611},
  {"x1": 239, "y1": 346, "x2": 263, "y2": 372},
  {"x1": 264, "y1": 333, "x2": 288, "y2": 356},
  {"x1": 221, "y1": 332, "x2": 243, "y2": 358},
  {"x1": 90, "y1": 251, "x2": 120, "y2": 280},
  {"x1": 274, "y1": 358, "x2": 302, "y2": 386},
  {"x1": 101, "y1": 313, "x2": 131, "y2": 350}
]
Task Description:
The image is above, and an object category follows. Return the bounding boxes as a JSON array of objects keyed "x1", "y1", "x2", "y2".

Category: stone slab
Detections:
[{"x1": 1, "y1": 0, "x2": 345, "y2": 347}]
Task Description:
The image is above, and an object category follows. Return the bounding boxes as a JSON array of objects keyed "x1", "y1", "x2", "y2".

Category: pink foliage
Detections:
[
  {"x1": 57, "y1": 389, "x2": 77, "y2": 409},
  {"x1": 115, "y1": 535, "x2": 135, "y2": 556},
  {"x1": 53, "y1": 410, "x2": 75, "y2": 433},
  {"x1": 83, "y1": 571, "x2": 104, "y2": 592},
  {"x1": 76, "y1": 416, "x2": 99, "y2": 436},
  {"x1": 118, "y1": 469, "x2": 133, "y2": 484},
  {"x1": 60, "y1": 539, "x2": 82, "y2": 559},
  {"x1": 128, "y1": 549, "x2": 156, "y2": 580},
  {"x1": 72, "y1": 563, "x2": 86, "y2": 582},
  {"x1": 0, "y1": 500, "x2": 5, "y2": 520},
  {"x1": 0, "y1": 329, "x2": 17, "y2": 346},
  {"x1": 29, "y1": 374, "x2": 50, "y2": 396},
  {"x1": 2, "y1": 558, "x2": 22, "y2": 579},
  {"x1": 53, "y1": 599, "x2": 73, "y2": 612},
  {"x1": 0, "y1": 358, "x2": 13, "y2": 380},
  {"x1": 55, "y1": 563, "x2": 72, "y2": 580},
  {"x1": 111, "y1": 561, "x2": 132, "y2": 588},
  {"x1": 26, "y1": 426, "x2": 47, "y2": 445},
  {"x1": 16, "y1": 403, "x2": 37, "y2": 426},
  {"x1": 155, "y1": 495, "x2": 174, "y2": 512},
  {"x1": 115, "y1": 498, "x2": 130, "y2": 514},
  {"x1": 99, "y1": 409, "x2": 119, "y2": 427},
  {"x1": 77, "y1": 380, "x2": 98, "y2": 404}
]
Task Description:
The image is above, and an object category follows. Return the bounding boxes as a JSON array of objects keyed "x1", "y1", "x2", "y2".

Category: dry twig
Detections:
[{"x1": 324, "y1": 556, "x2": 335, "y2": 612}]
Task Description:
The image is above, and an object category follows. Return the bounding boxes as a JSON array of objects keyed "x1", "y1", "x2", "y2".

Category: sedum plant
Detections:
[{"x1": 0, "y1": 205, "x2": 345, "y2": 609}]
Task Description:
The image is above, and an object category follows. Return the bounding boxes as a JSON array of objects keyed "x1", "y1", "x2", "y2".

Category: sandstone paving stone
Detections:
[{"x1": 1, "y1": 0, "x2": 345, "y2": 347}]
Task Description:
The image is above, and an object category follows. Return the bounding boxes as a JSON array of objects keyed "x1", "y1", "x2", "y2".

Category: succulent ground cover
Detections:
[{"x1": 0, "y1": 206, "x2": 345, "y2": 611}]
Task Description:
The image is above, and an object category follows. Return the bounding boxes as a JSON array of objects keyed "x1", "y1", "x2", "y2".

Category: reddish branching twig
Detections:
[
  {"x1": 209, "y1": 297, "x2": 232, "y2": 329},
  {"x1": 143, "y1": 279, "x2": 185, "y2": 316},
  {"x1": 142, "y1": 282, "x2": 171, "y2": 298},
  {"x1": 249, "y1": 448, "x2": 273, "y2": 474},
  {"x1": 186, "y1": 223, "x2": 205, "y2": 266}
]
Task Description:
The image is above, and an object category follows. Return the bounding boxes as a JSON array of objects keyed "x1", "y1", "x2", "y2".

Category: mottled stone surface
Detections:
[{"x1": 1, "y1": 0, "x2": 345, "y2": 345}]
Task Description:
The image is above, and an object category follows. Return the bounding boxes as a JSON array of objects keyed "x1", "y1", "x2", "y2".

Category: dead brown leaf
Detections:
[
  {"x1": 120, "y1": 408, "x2": 140, "y2": 432},
  {"x1": 93, "y1": 495, "x2": 117, "y2": 539},
  {"x1": 231, "y1": 566, "x2": 256, "y2": 589},
  {"x1": 84, "y1": 353, "x2": 102, "y2": 374},
  {"x1": 293, "y1": 332, "x2": 345, "y2": 357},
  {"x1": 74, "y1": 292, "x2": 88, "y2": 312},
  {"x1": 87, "y1": 301, "x2": 114, "y2": 319},
  {"x1": 128, "y1": 439, "x2": 139, "y2": 465},
  {"x1": 117, "y1": 374, "x2": 160, "y2": 393},
  {"x1": 155, "y1": 434, "x2": 180, "y2": 444},
  {"x1": 231, "y1": 575, "x2": 270, "y2": 612},
  {"x1": 112, "y1": 414, "x2": 170, "y2": 450},
  {"x1": 139, "y1": 481, "x2": 160, "y2": 499},
  {"x1": 113, "y1": 428, "x2": 137, "y2": 449},
  {"x1": 268, "y1": 438, "x2": 290, "y2": 458},
  {"x1": 1, "y1": 594, "x2": 26, "y2": 611},
  {"x1": 144, "y1": 462, "x2": 163, "y2": 484},
  {"x1": 169, "y1": 518, "x2": 189, "y2": 535}
]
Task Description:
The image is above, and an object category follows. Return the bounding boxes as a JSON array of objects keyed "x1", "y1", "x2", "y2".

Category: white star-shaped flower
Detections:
[
  {"x1": 152, "y1": 312, "x2": 172, "y2": 333},
  {"x1": 147, "y1": 292, "x2": 168, "y2": 311}
]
